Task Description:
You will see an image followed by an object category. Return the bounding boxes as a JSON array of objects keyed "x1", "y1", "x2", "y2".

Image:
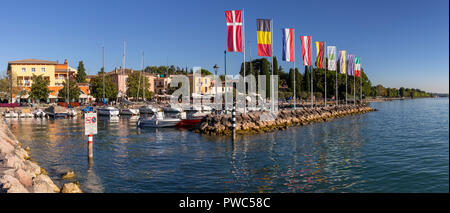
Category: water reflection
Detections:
[{"x1": 5, "y1": 98, "x2": 449, "y2": 192}]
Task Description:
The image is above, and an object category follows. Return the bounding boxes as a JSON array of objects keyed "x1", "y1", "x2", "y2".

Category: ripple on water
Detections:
[{"x1": 6, "y1": 98, "x2": 449, "y2": 192}]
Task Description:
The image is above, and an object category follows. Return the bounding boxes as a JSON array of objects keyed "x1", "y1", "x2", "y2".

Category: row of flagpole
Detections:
[{"x1": 225, "y1": 9, "x2": 363, "y2": 113}]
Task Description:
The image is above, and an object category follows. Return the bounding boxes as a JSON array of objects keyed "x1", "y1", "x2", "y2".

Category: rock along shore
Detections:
[
  {"x1": 196, "y1": 105, "x2": 376, "y2": 136},
  {"x1": 0, "y1": 119, "x2": 60, "y2": 193}
]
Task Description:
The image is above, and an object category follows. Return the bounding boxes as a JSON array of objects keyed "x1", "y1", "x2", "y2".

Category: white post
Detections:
[
  {"x1": 293, "y1": 29, "x2": 296, "y2": 109},
  {"x1": 242, "y1": 8, "x2": 246, "y2": 114},
  {"x1": 345, "y1": 64, "x2": 348, "y2": 105},
  {"x1": 271, "y1": 19, "x2": 274, "y2": 112}
]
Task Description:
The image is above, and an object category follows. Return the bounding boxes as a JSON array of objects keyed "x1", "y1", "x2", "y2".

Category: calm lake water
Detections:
[{"x1": 6, "y1": 98, "x2": 449, "y2": 193}]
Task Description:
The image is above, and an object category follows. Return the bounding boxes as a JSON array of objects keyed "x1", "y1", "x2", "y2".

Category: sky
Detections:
[{"x1": 0, "y1": 0, "x2": 448, "y2": 93}]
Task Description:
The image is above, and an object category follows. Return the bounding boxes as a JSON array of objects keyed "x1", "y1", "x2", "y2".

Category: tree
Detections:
[
  {"x1": 75, "y1": 61, "x2": 87, "y2": 83},
  {"x1": 200, "y1": 69, "x2": 212, "y2": 76},
  {"x1": 58, "y1": 80, "x2": 81, "y2": 101},
  {"x1": 303, "y1": 66, "x2": 310, "y2": 94},
  {"x1": 126, "y1": 72, "x2": 153, "y2": 99},
  {"x1": 399, "y1": 87, "x2": 405, "y2": 97},
  {"x1": 29, "y1": 74, "x2": 50, "y2": 102},
  {"x1": 0, "y1": 75, "x2": 11, "y2": 101},
  {"x1": 90, "y1": 68, "x2": 118, "y2": 101}
]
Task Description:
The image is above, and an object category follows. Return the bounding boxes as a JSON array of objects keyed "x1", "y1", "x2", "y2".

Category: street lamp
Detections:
[{"x1": 213, "y1": 64, "x2": 219, "y2": 96}]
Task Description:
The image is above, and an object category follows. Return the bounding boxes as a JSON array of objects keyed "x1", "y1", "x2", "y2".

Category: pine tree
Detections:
[{"x1": 76, "y1": 61, "x2": 87, "y2": 83}]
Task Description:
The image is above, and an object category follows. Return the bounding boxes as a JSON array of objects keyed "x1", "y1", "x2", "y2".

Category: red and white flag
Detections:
[
  {"x1": 300, "y1": 36, "x2": 311, "y2": 66},
  {"x1": 225, "y1": 10, "x2": 243, "y2": 52}
]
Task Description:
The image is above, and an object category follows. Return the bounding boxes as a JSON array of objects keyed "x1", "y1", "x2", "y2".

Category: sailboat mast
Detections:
[
  {"x1": 122, "y1": 40, "x2": 126, "y2": 75},
  {"x1": 143, "y1": 51, "x2": 145, "y2": 101}
]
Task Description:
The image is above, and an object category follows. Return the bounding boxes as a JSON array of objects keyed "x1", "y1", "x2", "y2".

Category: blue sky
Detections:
[{"x1": 0, "y1": 0, "x2": 448, "y2": 93}]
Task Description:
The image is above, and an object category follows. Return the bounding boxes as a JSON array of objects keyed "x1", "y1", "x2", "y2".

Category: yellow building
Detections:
[
  {"x1": 187, "y1": 74, "x2": 213, "y2": 95},
  {"x1": 7, "y1": 58, "x2": 77, "y2": 101}
]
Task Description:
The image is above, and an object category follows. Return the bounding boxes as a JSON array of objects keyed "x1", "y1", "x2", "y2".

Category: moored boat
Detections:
[
  {"x1": 176, "y1": 111, "x2": 207, "y2": 127},
  {"x1": 97, "y1": 106, "x2": 120, "y2": 116},
  {"x1": 137, "y1": 112, "x2": 181, "y2": 128},
  {"x1": 120, "y1": 108, "x2": 140, "y2": 115},
  {"x1": 33, "y1": 109, "x2": 46, "y2": 118}
]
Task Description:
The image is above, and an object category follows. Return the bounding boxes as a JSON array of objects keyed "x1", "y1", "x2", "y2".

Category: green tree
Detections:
[
  {"x1": 58, "y1": 80, "x2": 81, "y2": 101},
  {"x1": 29, "y1": 74, "x2": 50, "y2": 102},
  {"x1": 90, "y1": 68, "x2": 118, "y2": 101},
  {"x1": 303, "y1": 66, "x2": 310, "y2": 95},
  {"x1": 0, "y1": 75, "x2": 11, "y2": 100},
  {"x1": 75, "y1": 61, "x2": 87, "y2": 83},
  {"x1": 126, "y1": 72, "x2": 153, "y2": 99},
  {"x1": 399, "y1": 87, "x2": 405, "y2": 97}
]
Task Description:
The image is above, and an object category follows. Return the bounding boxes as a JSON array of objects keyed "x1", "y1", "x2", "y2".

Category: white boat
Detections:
[
  {"x1": 3, "y1": 111, "x2": 18, "y2": 118},
  {"x1": 139, "y1": 105, "x2": 158, "y2": 114},
  {"x1": 120, "y1": 108, "x2": 140, "y2": 115},
  {"x1": 97, "y1": 106, "x2": 120, "y2": 116},
  {"x1": 137, "y1": 112, "x2": 181, "y2": 128},
  {"x1": 67, "y1": 109, "x2": 77, "y2": 117},
  {"x1": 33, "y1": 109, "x2": 46, "y2": 118}
]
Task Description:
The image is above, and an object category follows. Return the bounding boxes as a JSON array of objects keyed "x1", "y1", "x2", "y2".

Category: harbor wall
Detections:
[
  {"x1": 196, "y1": 105, "x2": 375, "y2": 136},
  {"x1": 0, "y1": 119, "x2": 60, "y2": 193}
]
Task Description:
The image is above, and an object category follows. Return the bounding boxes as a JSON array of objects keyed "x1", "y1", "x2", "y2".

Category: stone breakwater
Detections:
[
  {"x1": 196, "y1": 105, "x2": 375, "y2": 136},
  {"x1": 0, "y1": 119, "x2": 60, "y2": 193}
]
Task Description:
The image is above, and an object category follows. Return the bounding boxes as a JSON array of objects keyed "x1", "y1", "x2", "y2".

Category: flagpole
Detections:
[
  {"x1": 360, "y1": 59, "x2": 362, "y2": 104},
  {"x1": 242, "y1": 8, "x2": 246, "y2": 113},
  {"x1": 271, "y1": 19, "x2": 274, "y2": 112},
  {"x1": 224, "y1": 50, "x2": 227, "y2": 114},
  {"x1": 324, "y1": 41, "x2": 327, "y2": 107},
  {"x1": 345, "y1": 61, "x2": 348, "y2": 105},
  {"x1": 336, "y1": 59, "x2": 338, "y2": 106},
  {"x1": 293, "y1": 29, "x2": 296, "y2": 109}
]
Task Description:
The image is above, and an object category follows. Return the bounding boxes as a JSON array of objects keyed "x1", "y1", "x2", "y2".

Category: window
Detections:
[
  {"x1": 41, "y1": 68, "x2": 45, "y2": 72},
  {"x1": 22, "y1": 68, "x2": 26, "y2": 72},
  {"x1": 31, "y1": 68, "x2": 36, "y2": 72}
]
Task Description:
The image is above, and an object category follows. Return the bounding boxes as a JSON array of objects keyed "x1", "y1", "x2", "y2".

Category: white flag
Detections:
[{"x1": 327, "y1": 46, "x2": 337, "y2": 71}]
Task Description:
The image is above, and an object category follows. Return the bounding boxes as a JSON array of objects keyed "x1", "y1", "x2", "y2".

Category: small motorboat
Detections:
[
  {"x1": 18, "y1": 109, "x2": 33, "y2": 118},
  {"x1": 3, "y1": 111, "x2": 18, "y2": 118},
  {"x1": 33, "y1": 109, "x2": 46, "y2": 118},
  {"x1": 82, "y1": 106, "x2": 94, "y2": 113},
  {"x1": 137, "y1": 112, "x2": 181, "y2": 128},
  {"x1": 120, "y1": 108, "x2": 140, "y2": 115},
  {"x1": 97, "y1": 106, "x2": 120, "y2": 116},
  {"x1": 67, "y1": 108, "x2": 77, "y2": 117},
  {"x1": 176, "y1": 111, "x2": 207, "y2": 127}
]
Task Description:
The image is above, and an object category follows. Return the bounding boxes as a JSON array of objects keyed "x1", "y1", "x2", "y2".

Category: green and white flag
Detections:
[{"x1": 327, "y1": 46, "x2": 337, "y2": 71}]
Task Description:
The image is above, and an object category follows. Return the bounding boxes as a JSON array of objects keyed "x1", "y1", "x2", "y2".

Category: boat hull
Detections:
[
  {"x1": 98, "y1": 109, "x2": 120, "y2": 116},
  {"x1": 138, "y1": 118, "x2": 181, "y2": 128},
  {"x1": 176, "y1": 119, "x2": 202, "y2": 127}
]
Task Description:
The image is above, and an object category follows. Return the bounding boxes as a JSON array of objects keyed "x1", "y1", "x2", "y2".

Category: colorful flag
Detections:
[
  {"x1": 327, "y1": 46, "x2": 337, "y2": 71},
  {"x1": 225, "y1": 10, "x2": 243, "y2": 52},
  {"x1": 339, "y1": 50, "x2": 347, "y2": 74},
  {"x1": 300, "y1": 36, "x2": 311, "y2": 66},
  {"x1": 282, "y1": 28, "x2": 294, "y2": 62},
  {"x1": 354, "y1": 57, "x2": 361, "y2": 77},
  {"x1": 315, "y1": 41, "x2": 324, "y2": 68},
  {"x1": 347, "y1": 54, "x2": 354, "y2": 76},
  {"x1": 257, "y1": 19, "x2": 272, "y2": 57}
]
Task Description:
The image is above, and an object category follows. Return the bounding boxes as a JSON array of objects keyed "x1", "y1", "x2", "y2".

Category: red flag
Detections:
[
  {"x1": 300, "y1": 36, "x2": 311, "y2": 66},
  {"x1": 225, "y1": 10, "x2": 243, "y2": 52}
]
